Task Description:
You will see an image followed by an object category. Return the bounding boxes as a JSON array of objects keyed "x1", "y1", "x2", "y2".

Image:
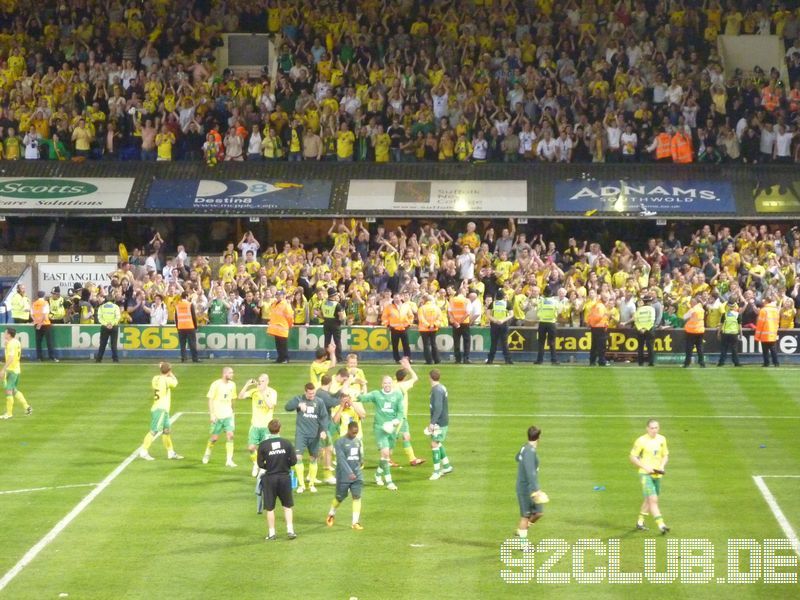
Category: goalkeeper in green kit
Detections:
[
  {"x1": 515, "y1": 425, "x2": 548, "y2": 541},
  {"x1": 357, "y1": 375, "x2": 404, "y2": 491}
]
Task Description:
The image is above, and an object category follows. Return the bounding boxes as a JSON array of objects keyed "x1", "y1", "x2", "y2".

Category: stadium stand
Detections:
[
  {"x1": 0, "y1": 0, "x2": 795, "y2": 163},
  {"x1": 45, "y1": 218, "x2": 800, "y2": 333}
]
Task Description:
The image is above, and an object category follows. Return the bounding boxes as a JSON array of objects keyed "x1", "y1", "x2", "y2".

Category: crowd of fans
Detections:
[
  {"x1": 0, "y1": 1, "x2": 797, "y2": 163},
  {"x1": 60, "y1": 218, "x2": 800, "y2": 333}
]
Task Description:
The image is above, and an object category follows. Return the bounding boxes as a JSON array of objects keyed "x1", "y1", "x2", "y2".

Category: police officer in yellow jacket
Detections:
[
  {"x1": 49, "y1": 287, "x2": 67, "y2": 324},
  {"x1": 486, "y1": 294, "x2": 513, "y2": 365},
  {"x1": 535, "y1": 291, "x2": 558, "y2": 365},
  {"x1": 717, "y1": 300, "x2": 742, "y2": 367},
  {"x1": 9, "y1": 284, "x2": 30, "y2": 323},
  {"x1": 96, "y1": 297, "x2": 122, "y2": 363}
]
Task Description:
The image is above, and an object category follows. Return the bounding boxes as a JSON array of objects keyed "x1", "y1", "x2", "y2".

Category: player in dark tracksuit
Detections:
[
  {"x1": 326, "y1": 421, "x2": 365, "y2": 529},
  {"x1": 285, "y1": 383, "x2": 330, "y2": 494}
]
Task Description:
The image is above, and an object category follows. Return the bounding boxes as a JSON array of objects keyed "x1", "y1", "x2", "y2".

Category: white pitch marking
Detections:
[
  {"x1": 0, "y1": 412, "x2": 184, "y2": 592},
  {"x1": 0, "y1": 483, "x2": 99, "y2": 496},
  {"x1": 752, "y1": 475, "x2": 800, "y2": 557},
  {"x1": 407, "y1": 413, "x2": 800, "y2": 420}
]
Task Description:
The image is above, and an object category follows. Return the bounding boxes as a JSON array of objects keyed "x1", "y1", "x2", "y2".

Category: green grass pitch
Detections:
[{"x1": 0, "y1": 362, "x2": 799, "y2": 599}]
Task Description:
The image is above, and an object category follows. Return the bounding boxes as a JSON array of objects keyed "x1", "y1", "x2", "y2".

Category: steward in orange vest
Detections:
[
  {"x1": 671, "y1": 131, "x2": 693, "y2": 163},
  {"x1": 683, "y1": 298, "x2": 706, "y2": 367},
  {"x1": 587, "y1": 297, "x2": 609, "y2": 366},
  {"x1": 448, "y1": 292, "x2": 471, "y2": 363},
  {"x1": 268, "y1": 290, "x2": 294, "y2": 363},
  {"x1": 417, "y1": 295, "x2": 442, "y2": 365},
  {"x1": 653, "y1": 130, "x2": 673, "y2": 161},
  {"x1": 755, "y1": 298, "x2": 780, "y2": 367},
  {"x1": 382, "y1": 294, "x2": 413, "y2": 363},
  {"x1": 32, "y1": 291, "x2": 58, "y2": 362},
  {"x1": 175, "y1": 293, "x2": 199, "y2": 363}
]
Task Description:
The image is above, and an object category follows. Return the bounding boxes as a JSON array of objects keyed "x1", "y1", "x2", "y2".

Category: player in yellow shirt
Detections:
[
  {"x1": 239, "y1": 373, "x2": 277, "y2": 476},
  {"x1": 630, "y1": 419, "x2": 670, "y2": 534},
  {"x1": 0, "y1": 327, "x2": 30, "y2": 419},
  {"x1": 391, "y1": 357, "x2": 426, "y2": 467},
  {"x1": 310, "y1": 342, "x2": 337, "y2": 388},
  {"x1": 202, "y1": 367, "x2": 238, "y2": 467},
  {"x1": 138, "y1": 362, "x2": 182, "y2": 460},
  {"x1": 345, "y1": 353, "x2": 368, "y2": 395}
]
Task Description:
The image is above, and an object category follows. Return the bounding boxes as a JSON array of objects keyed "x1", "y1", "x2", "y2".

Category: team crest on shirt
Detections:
[
  {"x1": 382, "y1": 402, "x2": 392, "y2": 411},
  {"x1": 271, "y1": 442, "x2": 281, "y2": 450},
  {"x1": 349, "y1": 447, "x2": 359, "y2": 456}
]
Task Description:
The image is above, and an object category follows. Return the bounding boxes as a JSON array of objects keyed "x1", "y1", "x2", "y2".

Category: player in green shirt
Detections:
[
  {"x1": 515, "y1": 426, "x2": 548, "y2": 541},
  {"x1": 138, "y1": 362, "x2": 182, "y2": 460},
  {"x1": 358, "y1": 376, "x2": 404, "y2": 491},
  {"x1": 427, "y1": 369, "x2": 452, "y2": 480},
  {"x1": 285, "y1": 383, "x2": 330, "y2": 494},
  {"x1": 326, "y1": 420, "x2": 364, "y2": 530}
]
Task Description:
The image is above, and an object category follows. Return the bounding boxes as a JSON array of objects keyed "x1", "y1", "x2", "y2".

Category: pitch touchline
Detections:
[
  {"x1": 175, "y1": 411, "x2": 800, "y2": 420},
  {"x1": 752, "y1": 476, "x2": 800, "y2": 557},
  {"x1": 0, "y1": 412, "x2": 184, "y2": 593},
  {"x1": 0, "y1": 483, "x2": 99, "y2": 496}
]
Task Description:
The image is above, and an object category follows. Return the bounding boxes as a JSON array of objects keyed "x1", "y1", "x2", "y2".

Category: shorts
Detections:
[
  {"x1": 149, "y1": 409, "x2": 170, "y2": 433},
  {"x1": 295, "y1": 434, "x2": 320, "y2": 457},
  {"x1": 431, "y1": 425, "x2": 448, "y2": 443},
  {"x1": 320, "y1": 422, "x2": 338, "y2": 448},
  {"x1": 335, "y1": 478, "x2": 364, "y2": 501},
  {"x1": 209, "y1": 416, "x2": 235, "y2": 435},
  {"x1": 248, "y1": 426, "x2": 269, "y2": 447},
  {"x1": 4, "y1": 371, "x2": 19, "y2": 393},
  {"x1": 640, "y1": 474, "x2": 662, "y2": 498},
  {"x1": 374, "y1": 429, "x2": 397, "y2": 451},
  {"x1": 517, "y1": 491, "x2": 544, "y2": 518},
  {"x1": 261, "y1": 474, "x2": 294, "y2": 510}
]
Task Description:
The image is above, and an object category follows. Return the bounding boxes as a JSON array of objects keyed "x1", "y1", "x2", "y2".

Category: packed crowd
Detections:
[
  {"x1": 0, "y1": 1, "x2": 798, "y2": 163},
  {"x1": 48, "y1": 218, "x2": 800, "y2": 331}
]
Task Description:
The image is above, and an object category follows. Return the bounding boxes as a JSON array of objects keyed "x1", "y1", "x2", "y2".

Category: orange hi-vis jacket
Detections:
[
  {"x1": 31, "y1": 298, "x2": 50, "y2": 326},
  {"x1": 655, "y1": 132, "x2": 672, "y2": 159},
  {"x1": 448, "y1": 295, "x2": 469, "y2": 324},
  {"x1": 755, "y1": 304, "x2": 779, "y2": 342},
  {"x1": 684, "y1": 304, "x2": 705, "y2": 334},
  {"x1": 176, "y1": 300, "x2": 195, "y2": 330},
  {"x1": 382, "y1": 302, "x2": 412, "y2": 330},
  {"x1": 586, "y1": 302, "x2": 608, "y2": 328},
  {"x1": 418, "y1": 302, "x2": 442, "y2": 332},
  {"x1": 671, "y1": 132, "x2": 692, "y2": 163},
  {"x1": 268, "y1": 299, "x2": 294, "y2": 338},
  {"x1": 761, "y1": 86, "x2": 779, "y2": 112}
]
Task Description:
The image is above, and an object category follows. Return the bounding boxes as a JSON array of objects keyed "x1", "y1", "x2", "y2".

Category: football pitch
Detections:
[{"x1": 0, "y1": 362, "x2": 799, "y2": 599}]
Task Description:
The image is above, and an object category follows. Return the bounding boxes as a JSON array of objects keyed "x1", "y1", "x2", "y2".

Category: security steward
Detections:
[
  {"x1": 31, "y1": 291, "x2": 58, "y2": 362},
  {"x1": 322, "y1": 288, "x2": 346, "y2": 362},
  {"x1": 382, "y1": 293, "x2": 412, "y2": 363},
  {"x1": 535, "y1": 290, "x2": 558, "y2": 364},
  {"x1": 486, "y1": 293, "x2": 513, "y2": 365},
  {"x1": 755, "y1": 294, "x2": 780, "y2": 367},
  {"x1": 683, "y1": 296, "x2": 706, "y2": 368},
  {"x1": 49, "y1": 287, "x2": 67, "y2": 324},
  {"x1": 96, "y1": 295, "x2": 122, "y2": 363},
  {"x1": 587, "y1": 292, "x2": 609, "y2": 366},
  {"x1": 633, "y1": 294, "x2": 656, "y2": 366},
  {"x1": 176, "y1": 291, "x2": 199, "y2": 363},
  {"x1": 417, "y1": 294, "x2": 442, "y2": 365},
  {"x1": 268, "y1": 290, "x2": 294, "y2": 363},
  {"x1": 717, "y1": 300, "x2": 742, "y2": 367},
  {"x1": 9, "y1": 284, "x2": 30, "y2": 323},
  {"x1": 447, "y1": 289, "x2": 471, "y2": 364},
  {"x1": 257, "y1": 419, "x2": 298, "y2": 541}
]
